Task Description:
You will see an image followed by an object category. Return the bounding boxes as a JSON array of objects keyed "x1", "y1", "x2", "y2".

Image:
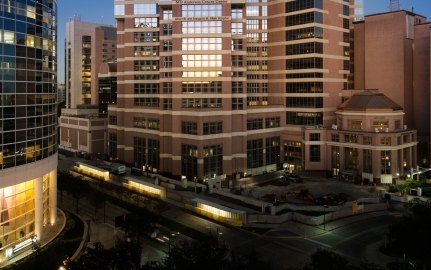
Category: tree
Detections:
[{"x1": 162, "y1": 234, "x2": 230, "y2": 270}]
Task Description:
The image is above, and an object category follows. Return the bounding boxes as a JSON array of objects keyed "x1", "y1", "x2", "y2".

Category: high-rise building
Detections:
[
  {"x1": 110, "y1": 0, "x2": 354, "y2": 180},
  {"x1": 0, "y1": 0, "x2": 57, "y2": 259},
  {"x1": 65, "y1": 19, "x2": 116, "y2": 109},
  {"x1": 353, "y1": 10, "x2": 431, "y2": 166}
]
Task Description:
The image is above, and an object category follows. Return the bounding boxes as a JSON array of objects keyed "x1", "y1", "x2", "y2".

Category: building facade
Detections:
[
  {"x1": 353, "y1": 10, "x2": 431, "y2": 167},
  {"x1": 302, "y1": 91, "x2": 417, "y2": 184},
  {"x1": 65, "y1": 19, "x2": 116, "y2": 108},
  {"x1": 109, "y1": 0, "x2": 356, "y2": 180},
  {"x1": 0, "y1": 0, "x2": 57, "y2": 260}
]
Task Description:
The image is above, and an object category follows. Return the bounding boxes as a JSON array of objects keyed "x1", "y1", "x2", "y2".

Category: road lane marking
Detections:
[{"x1": 304, "y1": 237, "x2": 332, "y2": 248}]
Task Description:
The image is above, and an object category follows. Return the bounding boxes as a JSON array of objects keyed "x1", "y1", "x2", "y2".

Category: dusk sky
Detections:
[{"x1": 56, "y1": 0, "x2": 431, "y2": 83}]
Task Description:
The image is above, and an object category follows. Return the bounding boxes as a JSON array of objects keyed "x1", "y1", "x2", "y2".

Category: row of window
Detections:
[
  {"x1": 182, "y1": 37, "x2": 222, "y2": 51},
  {"x1": 182, "y1": 98, "x2": 222, "y2": 108},
  {"x1": 286, "y1": 42, "x2": 323, "y2": 55},
  {"x1": 286, "y1": 97, "x2": 323, "y2": 108},
  {"x1": 133, "y1": 117, "x2": 160, "y2": 130},
  {"x1": 182, "y1": 21, "x2": 222, "y2": 34},
  {"x1": 181, "y1": 4, "x2": 222, "y2": 17},
  {"x1": 182, "y1": 81, "x2": 222, "y2": 93},
  {"x1": 0, "y1": 30, "x2": 54, "y2": 51},
  {"x1": 247, "y1": 117, "x2": 281, "y2": 130},
  {"x1": 182, "y1": 54, "x2": 222, "y2": 68},
  {"x1": 181, "y1": 121, "x2": 223, "y2": 135},
  {"x1": 286, "y1": 12, "x2": 322, "y2": 26}
]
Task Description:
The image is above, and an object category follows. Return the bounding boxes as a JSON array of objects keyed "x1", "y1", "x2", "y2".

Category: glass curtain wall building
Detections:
[
  {"x1": 0, "y1": 0, "x2": 57, "y2": 260},
  {"x1": 111, "y1": 0, "x2": 352, "y2": 179}
]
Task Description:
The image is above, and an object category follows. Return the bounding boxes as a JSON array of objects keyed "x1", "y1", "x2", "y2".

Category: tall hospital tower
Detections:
[
  {"x1": 0, "y1": 0, "x2": 57, "y2": 259},
  {"x1": 111, "y1": 0, "x2": 355, "y2": 180}
]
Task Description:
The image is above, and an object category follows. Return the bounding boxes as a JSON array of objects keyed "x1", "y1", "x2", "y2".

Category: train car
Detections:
[
  {"x1": 73, "y1": 162, "x2": 110, "y2": 181},
  {"x1": 185, "y1": 198, "x2": 246, "y2": 227},
  {"x1": 123, "y1": 176, "x2": 166, "y2": 199}
]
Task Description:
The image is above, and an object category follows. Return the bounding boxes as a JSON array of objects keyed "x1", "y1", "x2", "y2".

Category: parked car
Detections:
[{"x1": 284, "y1": 172, "x2": 302, "y2": 182}]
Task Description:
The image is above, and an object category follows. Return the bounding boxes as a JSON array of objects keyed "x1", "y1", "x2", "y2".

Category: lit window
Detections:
[{"x1": 4, "y1": 31, "x2": 15, "y2": 44}]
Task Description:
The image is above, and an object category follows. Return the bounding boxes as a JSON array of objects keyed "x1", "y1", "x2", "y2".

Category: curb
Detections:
[{"x1": 70, "y1": 211, "x2": 89, "y2": 262}]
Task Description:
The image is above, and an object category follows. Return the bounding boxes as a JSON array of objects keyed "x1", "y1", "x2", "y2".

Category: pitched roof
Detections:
[{"x1": 338, "y1": 90, "x2": 403, "y2": 111}]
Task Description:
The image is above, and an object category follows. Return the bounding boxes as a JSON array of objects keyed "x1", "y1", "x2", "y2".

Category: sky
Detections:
[{"x1": 56, "y1": 0, "x2": 431, "y2": 84}]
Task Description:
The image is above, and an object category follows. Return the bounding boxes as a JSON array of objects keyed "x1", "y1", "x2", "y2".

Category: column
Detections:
[
  {"x1": 34, "y1": 176, "x2": 43, "y2": 240},
  {"x1": 49, "y1": 169, "x2": 57, "y2": 225}
]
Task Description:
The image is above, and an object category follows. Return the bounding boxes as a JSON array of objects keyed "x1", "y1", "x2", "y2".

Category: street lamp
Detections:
[{"x1": 323, "y1": 205, "x2": 328, "y2": 231}]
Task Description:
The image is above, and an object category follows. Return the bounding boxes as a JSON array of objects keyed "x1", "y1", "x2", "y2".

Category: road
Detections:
[{"x1": 57, "y1": 157, "x2": 395, "y2": 268}]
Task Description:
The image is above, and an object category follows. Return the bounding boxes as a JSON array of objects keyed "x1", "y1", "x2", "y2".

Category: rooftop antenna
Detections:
[{"x1": 389, "y1": 0, "x2": 400, "y2": 11}]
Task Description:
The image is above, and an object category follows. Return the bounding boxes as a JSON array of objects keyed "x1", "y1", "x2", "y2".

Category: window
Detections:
[
  {"x1": 286, "y1": 0, "x2": 322, "y2": 12},
  {"x1": 134, "y1": 32, "x2": 159, "y2": 42},
  {"x1": 163, "y1": 82, "x2": 172, "y2": 93},
  {"x1": 182, "y1": 98, "x2": 222, "y2": 108},
  {"x1": 134, "y1": 98, "x2": 160, "y2": 107},
  {"x1": 372, "y1": 121, "x2": 389, "y2": 131},
  {"x1": 133, "y1": 117, "x2": 146, "y2": 128},
  {"x1": 182, "y1": 121, "x2": 198, "y2": 135},
  {"x1": 286, "y1": 12, "x2": 322, "y2": 26},
  {"x1": 266, "y1": 137, "x2": 280, "y2": 165},
  {"x1": 247, "y1": 83, "x2": 259, "y2": 93},
  {"x1": 232, "y1": 82, "x2": 243, "y2": 93},
  {"x1": 348, "y1": 120, "x2": 362, "y2": 130},
  {"x1": 380, "y1": 137, "x2": 391, "y2": 146},
  {"x1": 182, "y1": 21, "x2": 222, "y2": 34},
  {"x1": 163, "y1": 98, "x2": 172, "y2": 110},
  {"x1": 109, "y1": 115, "x2": 117, "y2": 125},
  {"x1": 163, "y1": 56, "x2": 172, "y2": 68},
  {"x1": 331, "y1": 134, "x2": 339, "y2": 142},
  {"x1": 182, "y1": 54, "x2": 222, "y2": 68},
  {"x1": 134, "y1": 18, "x2": 158, "y2": 28},
  {"x1": 286, "y1": 27, "x2": 323, "y2": 41},
  {"x1": 163, "y1": 40, "x2": 172, "y2": 51},
  {"x1": 247, "y1": 19, "x2": 259, "y2": 30},
  {"x1": 182, "y1": 38, "x2": 222, "y2": 51},
  {"x1": 203, "y1": 145, "x2": 223, "y2": 176},
  {"x1": 232, "y1": 39, "x2": 243, "y2": 51},
  {"x1": 246, "y1": 6, "x2": 259, "y2": 16},
  {"x1": 363, "y1": 136, "x2": 372, "y2": 145},
  {"x1": 134, "y1": 83, "x2": 159, "y2": 94},
  {"x1": 247, "y1": 139, "x2": 263, "y2": 168},
  {"x1": 134, "y1": 4, "x2": 158, "y2": 15},
  {"x1": 232, "y1": 23, "x2": 243, "y2": 35},
  {"x1": 114, "y1": 4, "x2": 125, "y2": 15},
  {"x1": 148, "y1": 119, "x2": 160, "y2": 130},
  {"x1": 247, "y1": 119, "x2": 263, "y2": 130},
  {"x1": 381, "y1": 151, "x2": 391, "y2": 174},
  {"x1": 286, "y1": 112, "x2": 322, "y2": 125},
  {"x1": 286, "y1": 57, "x2": 323, "y2": 70},
  {"x1": 182, "y1": 144, "x2": 198, "y2": 180},
  {"x1": 286, "y1": 97, "x2": 323, "y2": 108},
  {"x1": 163, "y1": 9, "x2": 172, "y2": 20},
  {"x1": 182, "y1": 4, "x2": 222, "y2": 17},
  {"x1": 232, "y1": 98, "x2": 243, "y2": 110},
  {"x1": 134, "y1": 137, "x2": 146, "y2": 168},
  {"x1": 286, "y1": 42, "x2": 323, "y2": 55},
  {"x1": 232, "y1": 8, "x2": 243, "y2": 19},
  {"x1": 134, "y1": 60, "x2": 159, "y2": 71},
  {"x1": 310, "y1": 145, "x2": 320, "y2": 162},
  {"x1": 163, "y1": 24, "x2": 172, "y2": 35},
  {"x1": 345, "y1": 134, "x2": 359, "y2": 143},
  {"x1": 232, "y1": 55, "x2": 243, "y2": 67},
  {"x1": 134, "y1": 46, "x2": 158, "y2": 57},
  {"x1": 310, "y1": 133, "x2": 320, "y2": 141},
  {"x1": 247, "y1": 33, "x2": 259, "y2": 43},
  {"x1": 182, "y1": 81, "x2": 222, "y2": 93},
  {"x1": 203, "y1": 122, "x2": 223, "y2": 135}
]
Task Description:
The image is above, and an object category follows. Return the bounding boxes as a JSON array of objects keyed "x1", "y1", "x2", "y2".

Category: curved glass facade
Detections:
[
  {"x1": 0, "y1": 0, "x2": 57, "y2": 261},
  {"x1": 0, "y1": 0, "x2": 57, "y2": 169}
]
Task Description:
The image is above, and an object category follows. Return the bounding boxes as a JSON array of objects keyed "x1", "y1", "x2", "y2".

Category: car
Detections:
[{"x1": 284, "y1": 172, "x2": 302, "y2": 182}]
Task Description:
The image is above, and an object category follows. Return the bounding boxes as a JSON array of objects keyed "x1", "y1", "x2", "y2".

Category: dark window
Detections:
[
  {"x1": 203, "y1": 122, "x2": 222, "y2": 135},
  {"x1": 247, "y1": 118, "x2": 263, "y2": 130},
  {"x1": 286, "y1": 112, "x2": 322, "y2": 125},
  {"x1": 181, "y1": 121, "x2": 198, "y2": 135},
  {"x1": 266, "y1": 137, "x2": 280, "y2": 165},
  {"x1": 310, "y1": 133, "x2": 320, "y2": 141},
  {"x1": 247, "y1": 139, "x2": 263, "y2": 168},
  {"x1": 203, "y1": 144, "x2": 223, "y2": 176},
  {"x1": 310, "y1": 145, "x2": 320, "y2": 162}
]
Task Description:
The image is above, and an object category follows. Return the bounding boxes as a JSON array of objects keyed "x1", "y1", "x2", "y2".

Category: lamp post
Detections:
[{"x1": 323, "y1": 205, "x2": 328, "y2": 231}]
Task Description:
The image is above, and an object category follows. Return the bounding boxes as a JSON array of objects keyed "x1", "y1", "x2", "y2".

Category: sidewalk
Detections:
[{"x1": 267, "y1": 210, "x2": 394, "y2": 238}]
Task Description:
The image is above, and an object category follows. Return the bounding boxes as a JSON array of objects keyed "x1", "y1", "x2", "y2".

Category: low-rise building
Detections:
[{"x1": 302, "y1": 90, "x2": 418, "y2": 184}]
